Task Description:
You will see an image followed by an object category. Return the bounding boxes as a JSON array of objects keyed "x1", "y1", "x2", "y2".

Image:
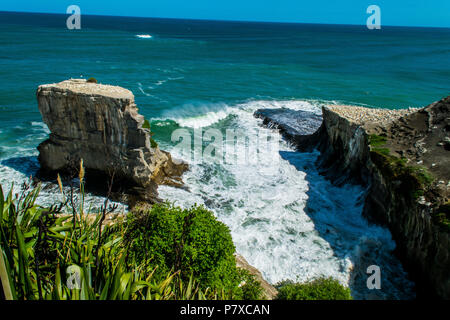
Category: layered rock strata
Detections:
[{"x1": 37, "y1": 79, "x2": 188, "y2": 203}]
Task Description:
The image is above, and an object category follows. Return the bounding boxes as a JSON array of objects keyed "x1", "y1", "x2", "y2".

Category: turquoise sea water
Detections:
[{"x1": 1, "y1": 12, "x2": 449, "y2": 299}]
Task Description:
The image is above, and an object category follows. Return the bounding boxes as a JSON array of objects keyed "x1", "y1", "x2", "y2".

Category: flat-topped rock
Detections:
[
  {"x1": 326, "y1": 105, "x2": 419, "y2": 129},
  {"x1": 37, "y1": 79, "x2": 188, "y2": 203},
  {"x1": 40, "y1": 79, "x2": 134, "y2": 99}
]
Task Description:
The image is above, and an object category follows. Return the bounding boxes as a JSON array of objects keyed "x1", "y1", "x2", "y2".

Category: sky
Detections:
[{"x1": 0, "y1": 0, "x2": 449, "y2": 28}]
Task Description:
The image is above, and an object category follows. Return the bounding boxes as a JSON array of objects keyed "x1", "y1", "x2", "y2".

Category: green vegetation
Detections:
[
  {"x1": 142, "y1": 119, "x2": 151, "y2": 130},
  {"x1": 372, "y1": 147, "x2": 390, "y2": 156},
  {"x1": 368, "y1": 133, "x2": 450, "y2": 233},
  {"x1": 0, "y1": 161, "x2": 262, "y2": 300},
  {"x1": 432, "y1": 202, "x2": 450, "y2": 232},
  {"x1": 368, "y1": 134, "x2": 387, "y2": 147},
  {"x1": 404, "y1": 166, "x2": 434, "y2": 186},
  {"x1": 86, "y1": 77, "x2": 98, "y2": 84},
  {"x1": 142, "y1": 119, "x2": 158, "y2": 148},
  {"x1": 124, "y1": 203, "x2": 240, "y2": 293},
  {"x1": 275, "y1": 278, "x2": 352, "y2": 300},
  {"x1": 150, "y1": 138, "x2": 158, "y2": 148},
  {"x1": 368, "y1": 134, "x2": 392, "y2": 156},
  {"x1": 371, "y1": 151, "x2": 434, "y2": 200},
  {"x1": 0, "y1": 181, "x2": 219, "y2": 300},
  {"x1": 238, "y1": 269, "x2": 264, "y2": 300},
  {"x1": 368, "y1": 133, "x2": 434, "y2": 201}
]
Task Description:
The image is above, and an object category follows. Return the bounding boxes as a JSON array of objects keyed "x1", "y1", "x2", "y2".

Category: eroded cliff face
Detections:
[
  {"x1": 255, "y1": 100, "x2": 450, "y2": 299},
  {"x1": 319, "y1": 105, "x2": 450, "y2": 299},
  {"x1": 37, "y1": 79, "x2": 188, "y2": 202},
  {"x1": 312, "y1": 108, "x2": 371, "y2": 185}
]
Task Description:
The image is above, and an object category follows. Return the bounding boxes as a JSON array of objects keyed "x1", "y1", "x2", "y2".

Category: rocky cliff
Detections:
[
  {"x1": 255, "y1": 98, "x2": 450, "y2": 299},
  {"x1": 37, "y1": 79, "x2": 188, "y2": 203}
]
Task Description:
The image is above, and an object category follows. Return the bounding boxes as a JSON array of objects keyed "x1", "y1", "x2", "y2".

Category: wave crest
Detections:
[{"x1": 160, "y1": 99, "x2": 323, "y2": 129}]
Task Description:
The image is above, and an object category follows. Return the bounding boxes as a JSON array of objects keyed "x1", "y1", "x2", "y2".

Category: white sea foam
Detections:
[
  {"x1": 158, "y1": 99, "x2": 415, "y2": 299},
  {"x1": 175, "y1": 110, "x2": 230, "y2": 128},
  {"x1": 136, "y1": 34, "x2": 152, "y2": 39},
  {"x1": 160, "y1": 102, "x2": 232, "y2": 128},
  {"x1": 168, "y1": 76, "x2": 185, "y2": 81},
  {"x1": 31, "y1": 121, "x2": 50, "y2": 134},
  {"x1": 160, "y1": 99, "x2": 322, "y2": 129},
  {"x1": 137, "y1": 82, "x2": 166, "y2": 102},
  {"x1": 155, "y1": 79, "x2": 167, "y2": 86},
  {"x1": 0, "y1": 157, "x2": 126, "y2": 213}
]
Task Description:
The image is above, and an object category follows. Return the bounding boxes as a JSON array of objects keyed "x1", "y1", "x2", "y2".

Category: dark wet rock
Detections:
[{"x1": 254, "y1": 108, "x2": 323, "y2": 150}]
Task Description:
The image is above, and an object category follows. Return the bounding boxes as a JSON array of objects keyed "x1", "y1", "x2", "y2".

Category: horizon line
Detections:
[{"x1": 1, "y1": 9, "x2": 450, "y2": 30}]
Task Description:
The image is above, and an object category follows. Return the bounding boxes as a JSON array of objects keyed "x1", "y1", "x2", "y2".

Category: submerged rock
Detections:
[
  {"x1": 37, "y1": 79, "x2": 187, "y2": 203},
  {"x1": 254, "y1": 108, "x2": 322, "y2": 150}
]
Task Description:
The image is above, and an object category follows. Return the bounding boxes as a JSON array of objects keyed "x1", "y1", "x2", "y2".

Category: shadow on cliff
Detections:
[{"x1": 279, "y1": 150, "x2": 415, "y2": 300}]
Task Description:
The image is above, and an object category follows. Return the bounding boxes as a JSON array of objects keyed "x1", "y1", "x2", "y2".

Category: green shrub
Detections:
[
  {"x1": 237, "y1": 269, "x2": 264, "y2": 300},
  {"x1": 0, "y1": 179, "x2": 232, "y2": 300},
  {"x1": 142, "y1": 119, "x2": 151, "y2": 129},
  {"x1": 124, "y1": 204, "x2": 240, "y2": 293},
  {"x1": 142, "y1": 119, "x2": 158, "y2": 148},
  {"x1": 150, "y1": 138, "x2": 158, "y2": 148},
  {"x1": 86, "y1": 77, "x2": 97, "y2": 83},
  {"x1": 275, "y1": 277, "x2": 352, "y2": 300}
]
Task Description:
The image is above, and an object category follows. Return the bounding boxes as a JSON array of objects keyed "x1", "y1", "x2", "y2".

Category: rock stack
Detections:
[{"x1": 37, "y1": 79, "x2": 187, "y2": 202}]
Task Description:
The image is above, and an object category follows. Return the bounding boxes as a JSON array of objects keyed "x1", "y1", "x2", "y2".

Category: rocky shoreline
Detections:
[
  {"x1": 35, "y1": 79, "x2": 278, "y2": 299},
  {"x1": 34, "y1": 79, "x2": 450, "y2": 299},
  {"x1": 255, "y1": 98, "x2": 450, "y2": 299}
]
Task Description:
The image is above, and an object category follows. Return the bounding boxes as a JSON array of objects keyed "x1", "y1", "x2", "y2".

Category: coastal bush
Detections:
[
  {"x1": 0, "y1": 178, "x2": 233, "y2": 300},
  {"x1": 150, "y1": 138, "x2": 158, "y2": 148},
  {"x1": 237, "y1": 269, "x2": 264, "y2": 300},
  {"x1": 275, "y1": 278, "x2": 352, "y2": 300},
  {"x1": 0, "y1": 160, "x2": 262, "y2": 300},
  {"x1": 142, "y1": 119, "x2": 151, "y2": 129},
  {"x1": 123, "y1": 203, "x2": 241, "y2": 293},
  {"x1": 87, "y1": 77, "x2": 97, "y2": 83}
]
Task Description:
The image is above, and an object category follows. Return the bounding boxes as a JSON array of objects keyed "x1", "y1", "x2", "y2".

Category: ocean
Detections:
[{"x1": 1, "y1": 11, "x2": 449, "y2": 299}]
